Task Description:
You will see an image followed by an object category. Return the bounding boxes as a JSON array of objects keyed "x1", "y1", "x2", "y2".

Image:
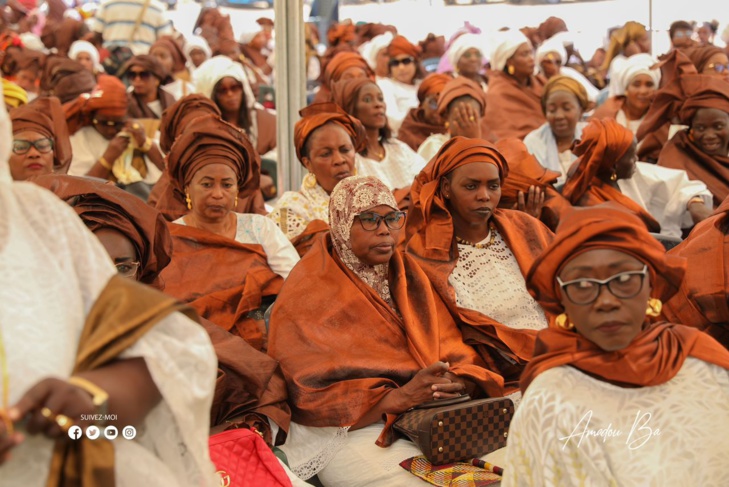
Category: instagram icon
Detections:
[{"x1": 122, "y1": 426, "x2": 137, "y2": 440}]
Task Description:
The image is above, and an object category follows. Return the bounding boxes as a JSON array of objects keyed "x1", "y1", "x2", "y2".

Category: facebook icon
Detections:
[{"x1": 68, "y1": 426, "x2": 83, "y2": 440}]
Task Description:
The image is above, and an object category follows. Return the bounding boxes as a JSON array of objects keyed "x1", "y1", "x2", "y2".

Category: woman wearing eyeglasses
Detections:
[
  {"x1": 121, "y1": 55, "x2": 177, "y2": 120},
  {"x1": 376, "y1": 35, "x2": 424, "y2": 134},
  {"x1": 193, "y1": 55, "x2": 277, "y2": 157},
  {"x1": 684, "y1": 45, "x2": 729, "y2": 82},
  {"x1": 8, "y1": 96, "x2": 72, "y2": 181},
  {"x1": 269, "y1": 175, "x2": 499, "y2": 485},
  {"x1": 396, "y1": 73, "x2": 451, "y2": 152},
  {"x1": 446, "y1": 33, "x2": 488, "y2": 92},
  {"x1": 501, "y1": 205, "x2": 729, "y2": 487},
  {"x1": 404, "y1": 137, "x2": 554, "y2": 399}
]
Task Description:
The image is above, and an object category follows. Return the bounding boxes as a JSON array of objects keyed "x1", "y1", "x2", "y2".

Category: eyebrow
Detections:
[
  {"x1": 114, "y1": 257, "x2": 135, "y2": 263},
  {"x1": 565, "y1": 260, "x2": 642, "y2": 273},
  {"x1": 199, "y1": 176, "x2": 236, "y2": 181}
]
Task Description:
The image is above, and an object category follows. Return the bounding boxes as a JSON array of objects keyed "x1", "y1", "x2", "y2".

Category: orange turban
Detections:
[
  {"x1": 561, "y1": 118, "x2": 633, "y2": 204},
  {"x1": 684, "y1": 45, "x2": 726, "y2": 72},
  {"x1": 159, "y1": 94, "x2": 221, "y2": 153},
  {"x1": 677, "y1": 74, "x2": 729, "y2": 125},
  {"x1": 416, "y1": 73, "x2": 451, "y2": 103},
  {"x1": 496, "y1": 137, "x2": 560, "y2": 206},
  {"x1": 407, "y1": 136, "x2": 508, "y2": 260},
  {"x1": 387, "y1": 35, "x2": 421, "y2": 59},
  {"x1": 293, "y1": 102, "x2": 367, "y2": 162},
  {"x1": 327, "y1": 22, "x2": 356, "y2": 47},
  {"x1": 541, "y1": 75, "x2": 589, "y2": 112},
  {"x1": 151, "y1": 36, "x2": 188, "y2": 73},
  {"x1": 322, "y1": 51, "x2": 374, "y2": 89},
  {"x1": 436, "y1": 77, "x2": 485, "y2": 117},
  {"x1": 10, "y1": 96, "x2": 72, "y2": 173},
  {"x1": 331, "y1": 77, "x2": 378, "y2": 115},
  {"x1": 41, "y1": 57, "x2": 96, "y2": 104},
  {"x1": 64, "y1": 75, "x2": 128, "y2": 135}
]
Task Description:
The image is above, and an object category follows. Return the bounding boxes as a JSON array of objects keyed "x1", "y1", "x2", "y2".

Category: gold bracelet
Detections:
[
  {"x1": 139, "y1": 137, "x2": 153, "y2": 153},
  {"x1": 68, "y1": 376, "x2": 109, "y2": 418},
  {"x1": 98, "y1": 156, "x2": 113, "y2": 170},
  {"x1": 687, "y1": 196, "x2": 705, "y2": 209}
]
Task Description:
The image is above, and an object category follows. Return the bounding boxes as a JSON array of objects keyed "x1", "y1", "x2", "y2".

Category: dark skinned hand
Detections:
[
  {"x1": 124, "y1": 120, "x2": 147, "y2": 148},
  {"x1": 103, "y1": 133, "x2": 130, "y2": 163},
  {"x1": 449, "y1": 103, "x2": 481, "y2": 139},
  {"x1": 513, "y1": 185, "x2": 545, "y2": 219},
  {"x1": 394, "y1": 362, "x2": 467, "y2": 411}
]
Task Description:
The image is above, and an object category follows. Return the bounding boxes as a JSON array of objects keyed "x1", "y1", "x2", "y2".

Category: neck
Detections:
[
  {"x1": 452, "y1": 215, "x2": 491, "y2": 244},
  {"x1": 511, "y1": 73, "x2": 530, "y2": 86},
  {"x1": 555, "y1": 133, "x2": 574, "y2": 151},
  {"x1": 222, "y1": 111, "x2": 238, "y2": 125},
  {"x1": 141, "y1": 91, "x2": 158, "y2": 104},
  {"x1": 186, "y1": 211, "x2": 235, "y2": 237},
  {"x1": 461, "y1": 72, "x2": 481, "y2": 84},
  {"x1": 365, "y1": 127, "x2": 380, "y2": 144},
  {"x1": 622, "y1": 100, "x2": 645, "y2": 121}
]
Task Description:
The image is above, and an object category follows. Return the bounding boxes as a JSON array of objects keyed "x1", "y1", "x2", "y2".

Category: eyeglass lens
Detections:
[{"x1": 358, "y1": 211, "x2": 406, "y2": 231}]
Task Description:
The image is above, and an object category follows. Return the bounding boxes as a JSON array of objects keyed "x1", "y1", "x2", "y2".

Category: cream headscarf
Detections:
[
  {"x1": 611, "y1": 53, "x2": 660, "y2": 97},
  {"x1": 536, "y1": 33, "x2": 568, "y2": 66},
  {"x1": 490, "y1": 30, "x2": 531, "y2": 72},
  {"x1": 446, "y1": 33, "x2": 487, "y2": 70},
  {"x1": 193, "y1": 55, "x2": 256, "y2": 111},
  {"x1": 68, "y1": 40, "x2": 104, "y2": 73},
  {"x1": 358, "y1": 32, "x2": 395, "y2": 71},
  {"x1": 329, "y1": 175, "x2": 399, "y2": 307}
]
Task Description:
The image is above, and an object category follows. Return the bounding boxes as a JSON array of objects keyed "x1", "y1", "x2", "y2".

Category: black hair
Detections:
[{"x1": 212, "y1": 78, "x2": 252, "y2": 134}]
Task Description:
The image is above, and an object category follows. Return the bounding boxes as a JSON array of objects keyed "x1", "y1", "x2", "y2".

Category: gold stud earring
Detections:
[
  {"x1": 610, "y1": 170, "x2": 618, "y2": 181},
  {"x1": 646, "y1": 298, "x2": 662, "y2": 317},
  {"x1": 555, "y1": 313, "x2": 575, "y2": 330},
  {"x1": 185, "y1": 193, "x2": 192, "y2": 210},
  {"x1": 507, "y1": 65, "x2": 515, "y2": 76},
  {"x1": 444, "y1": 121, "x2": 450, "y2": 129}
]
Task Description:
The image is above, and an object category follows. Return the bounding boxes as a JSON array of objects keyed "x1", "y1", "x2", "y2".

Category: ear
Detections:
[
  {"x1": 440, "y1": 176, "x2": 451, "y2": 198},
  {"x1": 301, "y1": 156, "x2": 313, "y2": 173}
]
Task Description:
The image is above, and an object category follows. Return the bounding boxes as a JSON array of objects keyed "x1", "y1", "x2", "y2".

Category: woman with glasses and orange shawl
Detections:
[
  {"x1": 563, "y1": 117, "x2": 711, "y2": 238},
  {"x1": 268, "y1": 102, "x2": 366, "y2": 256},
  {"x1": 159, "y1": 117, "x2": 298, "y2": 351},
  {"x1": 404, "y1": 136, "x2": 554, "y2": 396},
  {"x1": 270, "y1": 175, "x2": 502, "y2": 485},
  {"x1": 501, "y1": 205, "x2": 729, "y2": 486}
]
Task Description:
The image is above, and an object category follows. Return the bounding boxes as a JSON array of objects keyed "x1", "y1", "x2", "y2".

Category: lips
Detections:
[
  {"x1": 334, "y1": 171, "x2": 351, "y2": 180},
  {"x1": 473, "y1": 207, "x2": 492, "y2": 216},
  {"x1": 596, "y1": 321, "x2": 626, "y2": 333},
  {"x1": 25, "y1": 163, "x2": 46, "y2": 171},
  {"x1": 373, "y1": 242, "x2": 394, "y2": 253}
]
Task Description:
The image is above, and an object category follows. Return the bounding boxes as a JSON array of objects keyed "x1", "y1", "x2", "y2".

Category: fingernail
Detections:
[
  {"x1": 7, "y1": 409, "x2": 19, "y2": 421},
  {"x1": 432, "y1": 385, "x2": 438, "y2": 391}
]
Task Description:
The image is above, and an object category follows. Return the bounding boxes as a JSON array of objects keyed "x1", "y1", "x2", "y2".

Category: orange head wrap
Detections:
[
  {"x1": 436, "y1": 77, "x2": 486, "y2": 117},
  {"x1": 294, "y1": 102, "x2": 367, "y2": 163},
  {"x1": 495, "y1": 138, "x2": 560, "y2": 207},
  {"x1": 541, "y1": 74, "x2": 589, "y2": 112},
  {"x1": 684, "y1": 45, "x2": 726, "y2": 73},
  {"x1": 537, "y1": 16, "x2": 568, "y2": 42},
  {"x1": 330, "y1": 77, "x2": 379, "y2": 116},
  {"x1": 150, "y1": 36, "x2": 188, "y2": 74},
  {"x1": 322, "y1": 51, "x2": 374, "y2": 89},
  {"x1": 10, "y1": 96, "x2": 72, "y2": 173},
  {"x1": 416, "y1": 73, "x2": 452, "y2": 103},
  {"x1": 406, "y1": 136, "x2": 509, "y2": 261},
  {"x1": 327, "y1": 22, "x2": 356, "y2": 47},
  {"x1": 40, "y1": 57, "x2": 96, "y2": 104},
  {"x1": 561, "y1": 118, "x2": 634, "y2": 204},
  {"x1": 419, "y1": 33, "x2": 446, "y2": 60},
  {"x1": 159, "y1": 94, "x2": 221, "y2": 153},
  {"x1": 63, "y1": 74, "x2": 128, "y2": 135},
  {"x1": 677, "y1": 74, "x2": 729, "y2": 125},
  {"x1": 387, "y1": 35, "x2": 422, "y2": 59}
]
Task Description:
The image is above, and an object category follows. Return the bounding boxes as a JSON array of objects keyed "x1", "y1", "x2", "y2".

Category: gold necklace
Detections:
[
  {"x1": 455, "y1": 222, "x2": 497, "y2": 250},
  {"x1": 0, "y1": 324, "x2": 12, "y2": 435}
]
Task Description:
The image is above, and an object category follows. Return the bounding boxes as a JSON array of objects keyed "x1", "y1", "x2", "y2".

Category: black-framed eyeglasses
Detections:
[
  {"x1": 389, "y1": 57, "x2": 415, "y2": 68},
  {"x1": 461, "y1": 50, "x2": 483, "y2": 60},
  {"x1": 93, "y1": 118, "x2": 126, "y2": 130},
  {"x1": 426, "y1": 96, "x2": 439, "y2": 110},
  {"x1": 706, "y1": 63, "x2": 729, "y2": 74},
  {"x1": 556, "y1": 265, "x2": 648, "y2": 305},
  {"x1": 127, "y1": 70, "x2": 151, "y2": 81},
  {"x1": 12, "y1": 138, "x2": 54, "y2": 154},
  {"x1": 115, "y1": 261, "x2": 141, "y2": 278},
  {"x1": 356, "y1": 211, "x2": 406, "y2": 231}
]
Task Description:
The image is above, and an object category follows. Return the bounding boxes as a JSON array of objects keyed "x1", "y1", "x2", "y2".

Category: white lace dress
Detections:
[
  {"x1": 0, "y1": 182, "x2": 218, "y2": 487},
  {"x1": 267, "y1": 180, "x2": 330, "y2": 240},
  {"x1": 449, "y1": 228, "x2": 548, "y2": 331},
  {"x1": 502, "y1": 358, "x2": 729, "y2": 486},
  {"x1": 356, "y1": 139, "x2": 427, "y2": 191}
]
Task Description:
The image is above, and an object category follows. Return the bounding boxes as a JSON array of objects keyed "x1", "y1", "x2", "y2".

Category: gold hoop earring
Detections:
[
  {"x1": 304, "y1": 172, "x2": 317, "y2": 189},
  {"x1": 185, "y1": 193, "x2": 192, "y2": 210},
  {"x1": 234, "y1": 195, "x2": 238, "y2": 208},
  {"x1": 444, "y1": 121, "x2": 450, "y2": 129},
  {"x1": 646, "y1": 298, "x2": 662, "y2": 317},
  {"x1": 507, "y1": 65, "x2": 515, "y2": 76},
  {"x1": 610, "y1": 169, "x2": 618, "y2": 181},
  {"x1": 555, "y1": 313, "x2": 575, "y2": 330}
]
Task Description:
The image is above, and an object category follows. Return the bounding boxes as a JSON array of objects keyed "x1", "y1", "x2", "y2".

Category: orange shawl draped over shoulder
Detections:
[
  {"x1": 268, "y1": 236, "x2": 500, "y2": 426},
  {"x1": 484, "y1": 71, "x2": 546, "y2": 140},
  {"x1": 663, "y1": 198, "x2": 729, "y2": 348},
  {"x1": 161, "y1": 223, "x2": 283, "y2": 351}
]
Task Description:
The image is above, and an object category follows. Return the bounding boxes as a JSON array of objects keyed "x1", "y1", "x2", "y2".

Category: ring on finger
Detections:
[
  {"x1": 55, "y1": 414, "x2": 73, "y2": 432},
  {"x1": 41, "y1": 407, "x2": 54, "y2": 419},
  {"x1": 132, "y1": 123, "x2": 140, "y2": 130},
  {"x1": 469, "y1": 116, "x2": 475, "y2": 121}
]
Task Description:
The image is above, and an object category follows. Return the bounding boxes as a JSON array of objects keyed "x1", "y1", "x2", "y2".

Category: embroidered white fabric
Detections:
[
  {"x1": 502, "y1": 358, "x2": 729, "y2": 487},
  {"x1": 417, "y1": 132, "x2": 450, "y2": 163},
  {"x1": 356, "y1": 139, "x2": 427, "y2": 190},
  {"x1": 449, "y1": 228, "x2": 548, "y2": 331},
  {"x1": 268, "y1": 178, "x2": 330, "y2": 240},
  {"x1": 279, "y1": 423, "x2": 350, "y2": 480}
]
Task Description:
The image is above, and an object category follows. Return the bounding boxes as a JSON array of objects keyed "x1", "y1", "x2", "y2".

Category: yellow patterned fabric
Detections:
[{"x1": 400, "y1": 456, "x2": 501, "y2": 487}]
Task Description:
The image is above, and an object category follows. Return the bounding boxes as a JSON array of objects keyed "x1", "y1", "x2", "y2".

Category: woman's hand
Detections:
[
  {"x1": 0, "y1": 414, "x2": 23, "y2": 466},
  {"x1": 394, "y1": 362, "x2": 466, "y2": 410},
  {"x1": 124, "y1": 120, "x2": 147, "y2": 148},
  {"x1": 103, "y1": 134, "x2": 130, "y2": 163},
  {"x1": 450, "y1": 104, "x2": 482, "y2": 139},
  {"x1": 513, "y1": 186, "x2": 545, "y2": 219}
]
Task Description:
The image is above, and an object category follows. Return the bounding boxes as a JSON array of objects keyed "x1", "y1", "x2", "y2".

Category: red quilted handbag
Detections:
[{"x1": 208, "y1": 429, "x2": 293, "y2": 487}]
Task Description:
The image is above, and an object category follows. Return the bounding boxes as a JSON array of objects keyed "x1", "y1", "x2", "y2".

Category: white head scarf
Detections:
[
  {"x1": 490, "y1": 30, "x2": 531, "y2": 72},
  {"x1": 19, "y1": 33, "x2": 46, "y2": 53},
  {"x1": 536, "y1": 34, "x2": 568, "y2": 66},
  {"x1": 0, "y1": 79, "x2": 11, "y2": 183},
  {"x1": 446, "y1": 33, "x2": 487, "y2": 70},
  {"x1": 184, "y1": 35, "x2": 212, "y2": 60},
  {"x1": 193, "y1": 55, "x2": 256, "y2": 111},
  {"x1": 68, "y1": 40, "x2": 104, "y2": 73},
  {"x1": 611, "y1": 53, "x2": 660, "y2": 97},
  {"x1": 358, "y1": 32, "x2": 395, "y2": 71}
]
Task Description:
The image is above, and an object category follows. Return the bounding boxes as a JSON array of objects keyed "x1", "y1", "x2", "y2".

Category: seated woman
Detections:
[
  {"x1": 446, "y1": 33, "x2": 488, "y2": 90},
  {"x1": 68, "y1": 40, "x2": 103, "y2": 77},
  {"x1": 396, "y1": 73, "x2": 451, "y2": 152},
  {"x1": 0, "y1": 93, "x2": 219, "y2": 485},
  {"x1": 357, "y1": 31, "x2": 394, "y2": 80},
  {"x1": 656, "y1": 75, "x2": 729, "y2": 206},
  {"x1": 194, "y1": 55, "x2": 276, "y2": 156},
  {"x1": 159, "y1": 117, "x2": 299, "y2": 351},
  {"x1": 524, "y1": 75, "x2": 589, "y2": 182},
  {"x1": 404, "y1": 137, "x2": 554, "y2": 393},
  {"x1": 268, "y1": 102, "x2": 366, "y2": 255},
  {"x1": 311, "y1": 50, "x2": 375, "y2": 104},
  {"x1": 684, "y1": 45, "x2": 729, "y2": 80},
  {"x1": 663, "y1": 196, "x2": 729, "y2": 348},
  {"x1": 64, "y1": 75, "x2": 166, "y2": 188},
  {"x1": 332, "y1": 77, "x2": 426, "y2": 196},
  {"x1": 417, "y1": 76, "x2": 495, "y2": 162},
  {"x1": 602, "y1": 21, "x2": 652, "y2": 93},
  {"x1": 535, "y1": 33, "x2": 600, "y2": 103},
  {"x1": 591, "y1": 53, "x2": 660, "y2": 137},
  {"x1": 184, "y1": 35, "x2": 212, "y2": 72},
  {"x1": 484, "y1": 30, "x2": 546, "y2": 140},
  {"x1": 121, "y1": 55, "x2": 177, "y2": 120},
  {"x1": 269, "y1": 175, "x2": 502, "y2": 485},
  {"x1": 503, "y1": 205, "x2": 729, "y2": 486},
  {"x1": 150, "y1": 36, "x2": 197, "y2": 100},
  {"x1": 563, "y1": 118, "x2": 711, "y2": 238},
  {"x1": 377, "y1": 35, "x2": 424, "y2": 134},
  {"x1": 8, "y1": 96, "x2": 71, "y2": 181}
]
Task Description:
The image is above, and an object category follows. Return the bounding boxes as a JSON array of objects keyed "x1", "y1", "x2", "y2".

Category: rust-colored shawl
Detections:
[
  {"x1": 590, "y1": 95, "x2": 623, "y2": 120},
  {"x1": 404, "y1": 137, "x2": 554, "y2": 392},
  {"x1": 563, "y1": 118, "x2": 661, "y2": 232},
  {"x1": 484, "y1": 71, "x2": 546, "y2": 140},
  {"x1": 159, "y1": 94, "x2": 222, "y2": 153},
  {"x1": 48, "y1": 276, "x2": 196, "y2": 487},
  {"x1": 268, "y1": 234, "x2": 500, "y2": 426},
  {"x1": 663, "y1": 197, "x2": 729, "y2": 348},
  {"x1": 161, "y1": 223, "x2": 283, "y2": 351},
  {"x1": 495, "y1": 138, "x2": 572, "y2": 231},
  {"x1": 40, "y1": 57, "x2": 96, "y2": 104},
  {"x1": 522, "y1": 205, "x2": 729, "y2": 392},
  {"x1": 397, "y1": 107, "x2": 447, "y2": 151}
]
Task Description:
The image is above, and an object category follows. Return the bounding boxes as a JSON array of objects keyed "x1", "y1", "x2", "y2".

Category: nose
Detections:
[
  {"x1": 374, "y1": 218, "x2": 391, "y2": 236},
  {"x1": 476, "y1": 186, "x2": 490, "y2": 201},
  {"x1": 593, "y1": 284, "x2": 621, "y2": 311},
  {"x1": 211, "y1": 185, "x2": 224, "y2": 199},
  {"x1": 26, "y1": 145, "x2": 41, "y2": 157},
  {"x1": 331, "y1": 150, "x2": 346, "y2": 166}
]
